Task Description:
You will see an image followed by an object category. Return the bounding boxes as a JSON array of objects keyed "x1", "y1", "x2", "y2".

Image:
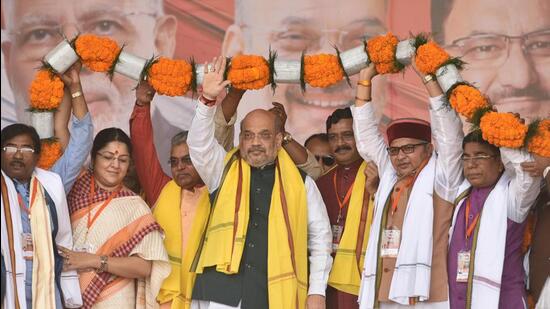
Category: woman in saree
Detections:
[{"x1": 60, "y1": 127, "x2": 170, "y2": 308}]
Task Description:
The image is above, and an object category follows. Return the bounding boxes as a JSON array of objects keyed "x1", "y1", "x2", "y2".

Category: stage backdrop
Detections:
[{"x1": 2, "y1": 0, "x2": 548, "y2": 173}]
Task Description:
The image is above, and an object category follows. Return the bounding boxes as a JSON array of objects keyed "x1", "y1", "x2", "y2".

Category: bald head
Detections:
[
  {"x1": 239, "y1": 109, "x2": 283, "y2": 167},
  {"x1": 241, "y1": 109, "x2": 283, "y2": 133}
]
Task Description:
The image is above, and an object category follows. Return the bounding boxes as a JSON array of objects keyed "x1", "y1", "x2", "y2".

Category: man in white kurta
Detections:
[{"x1": 1, "y1": 123, "x2": 82, "y2": 309}]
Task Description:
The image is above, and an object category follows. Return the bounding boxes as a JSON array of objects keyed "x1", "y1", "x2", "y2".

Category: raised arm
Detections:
[
  {"x1": 350, "y1": 63, "x2": 392, "y2": 174},
  {"x1": 214, "y1": 87, "x2": 245, "y2": 151},
  {"x1": 187, "y1": 57, "x2": 231, "y2": 192},
  {"x1": 408, "y1": 58, "x2": 465, "y2": 203},
  {"x1": 129, "y1": 81, "x2": 171, "y2": 206},
  {"x1": 268, "y1": 102, "x2": 323, "y2": 179},
  {"x1": 51, "y1": 62, "x2": 94, "y2": 192},
  {"x1": 501, "y1": 148, "x2": 541, "y2": 223}
]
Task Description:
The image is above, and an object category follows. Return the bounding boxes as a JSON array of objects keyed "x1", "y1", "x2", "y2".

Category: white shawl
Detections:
[
  {"x1": 359, "y1": 154, "x2": 436, "y2": 308},
  {"x1": 1, "y1": 168, "x2": 82, "y2": 309},
  {"x1": 451, "y1": 172, "x2": 511, "y2": 308}
]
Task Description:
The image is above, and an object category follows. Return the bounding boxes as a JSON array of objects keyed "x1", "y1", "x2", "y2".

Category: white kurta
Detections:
[{"x1": 1, "y1": 168, "x2": 82, "y2": 309}]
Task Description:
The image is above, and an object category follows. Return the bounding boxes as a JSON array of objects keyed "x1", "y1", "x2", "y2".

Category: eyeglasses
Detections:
[
  {"x1": 2, "y1": 146, "x2": 35, "y2": 154},
  {"x1": 5, "y1": 10, "x2": 157, "y2": 62},
  {"x1": 461, "y1": 154, "x2": 497, "y2": 164},
  {"x1": 387, "y1": 142, "x2": 428, "y2": 156},
  {"x1": 445, "y1": 28, "x2": 550, "y2": 69},
  {"x1": 262, "y1": 19, "x2": 386, "y2": 55},
  {"x1": 168, "y1": 155, "x2": 193, "y2": 168},
  {"x1": 327, "y1": 132, "x2": 355, "y2": 143},
  {"x1": 241, "y1": 131, "x2": 273, "y2": 142},
  {"x1": 315, "y1": 155, "x2": 335, "y2": 166},
  {"x1": 96, "y1": 151, "x2": 130, "y2": 165}
]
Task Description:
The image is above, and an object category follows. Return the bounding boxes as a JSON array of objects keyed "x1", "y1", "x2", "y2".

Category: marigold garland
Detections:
[
  {"x1": 449, "y1": 85, "x2": 490, "y2": 120},
  {"x1": 75, "y1": 34, "x2": 121, "y2": 72},
  {"x1": 28, "y1": 70, "x2": 64, "y2": 111},
  {"x1": 38, "y1": 140, "x2": 63, "y2": 170},
  {"x1": 526, "y1": 119, "x2": 550, "y2": 157},
  {"x1": 366, "y1": 32, "x2": 403, "y2": 74},
  {"x1": 227, "y1": 55, "x2": 270, "y2": 90},
  {"x1": 147, "y1": 57, "x2": 193, "y2": 96},
  {"x1": 303, "y1": 54, "x2": 343, "y2": 88},
  {"x1": 479, "y1": 112, "x2": 528, "y2": 148},
  {"x1": 415, "y1": 41, "x2": 450, "y2": 75}
]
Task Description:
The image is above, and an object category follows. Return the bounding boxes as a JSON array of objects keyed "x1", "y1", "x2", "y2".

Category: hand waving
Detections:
[{"x1": 202, "y1": 56, "x2": 231, "y2": 100}]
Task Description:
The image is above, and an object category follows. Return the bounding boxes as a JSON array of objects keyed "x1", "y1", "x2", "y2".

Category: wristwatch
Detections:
[
  {"x1": 97, "y1": 255, "x2": 108, "y2": 273},
  {"x1": 282, "y1": 132, "x2": 293, "y2": 146}
]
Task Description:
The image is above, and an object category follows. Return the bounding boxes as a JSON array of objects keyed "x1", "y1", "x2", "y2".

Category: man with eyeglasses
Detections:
[
  {"x1": 314, "y1": 107, "x2": 378, "y2": 308},
  {"x1": 305, "y1": 133, "x2": 336, "y2": 175},
  {"x1": 1, "y1": 123, "x2": 82, "y2": 309},
  {"x1": 431, "y1": 0, "x2": 550, "y2": 122},
  {"x1": 129, "y1": 79, "x2": 232, "y2": 309},
  {"x1": 353, "y1": 60, "x2": 464, "y2": 308},
  {"x1": 427, "y1": 90, "x2": 540, "y2": 308}
]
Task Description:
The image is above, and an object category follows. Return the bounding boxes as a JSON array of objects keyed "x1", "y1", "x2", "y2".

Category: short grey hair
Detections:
[{"x1": 171, "y1": 131, "x2": 189, "y2": 147}]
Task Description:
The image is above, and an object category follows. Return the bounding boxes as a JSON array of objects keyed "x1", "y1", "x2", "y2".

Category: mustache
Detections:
[
  {"x1": 335, "y1": 145, "x2": 352, "y2": 153},
  {"x1": 490, "y1": 85, "x2": 549, "y2": 102},
  {"x1": 248, "y1": 146, "x2": 266, "y2": 153},
  {"x1": 9, "y1": 159, "x2": 25, "y2": 167}
]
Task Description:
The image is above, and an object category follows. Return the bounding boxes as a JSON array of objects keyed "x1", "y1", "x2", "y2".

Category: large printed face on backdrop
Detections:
[
  {"x1": 440, "y1": 0, "x2": 550, "y2": 121},
  {"x1": 223, "y1": 0, "x2": 387, "y2": 143},
  {"x1": 2, "y1": 0, "x2": 177, "y2": 133}
]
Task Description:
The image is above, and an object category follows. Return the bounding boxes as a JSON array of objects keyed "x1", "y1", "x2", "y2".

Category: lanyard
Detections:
[
  {"x1": 332, "y1": 169, "x2": 354, "y2": 224},
  {"x1": 390, "y1": 176, "x2": 414, "y2": 216},
  {"x1": 464, "y1": 197, "x2": 480, "y2": 239},
  {"x1": 86, "y1": 176, "x2": 121, "y2": 230},
  {"x1": 17, "y1": 178, "x2": 38, "y2": 217},
  {"x1": 390, "y1": 157, "x2": 430, "y2": 216}
]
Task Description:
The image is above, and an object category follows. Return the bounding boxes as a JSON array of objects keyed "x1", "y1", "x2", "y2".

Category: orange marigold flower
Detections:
[
  {"x1": 480, "y1": 112, "x2": 528, "y2": 148},
  {"x1": 29, "y1": 70, "x2": 64, "y2": 110},
  {"x1": 375, "y1": 62, "x2": 401, "y2": 75},
  {"x1": 449, "y1": 85, "x2": 489, "y2": 119},
  {"x1": 367, "y1": 33, "x2": 399, "y2": 64},
  {"x1": 527, "y1": 119, "x2": 550, "y2": 157},
  {"x1": 38, "y1": 140, "x2": 63, "y2": 170},
  {"x1": 147, "y1": 57, "x2": 193, "y2": 96},
  {"x1": 227, "y1": 55, "x2": 270, "y2": 90},
  {"x1": 304, "y1": 54, "x2": 343, "y2": 88},
  {"x1": 366, "y1": 33, "x2": 401, "y2": 74},
  {"x1": 415, "y1": 41, "x2": 450, "y2": 75},
  {"x1": 75, "y1": 34, "x2": 120, "y2": 72}
]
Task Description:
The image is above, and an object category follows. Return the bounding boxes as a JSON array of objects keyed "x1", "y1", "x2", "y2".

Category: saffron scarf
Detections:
[
  {"x1": 328, "y1": 161, "x2": 375, "y2": 295},
  {"x1": 28, "y1": 176, "x2": 57, "y2": 309},
  {"x1": 194, "y1": 148, "x2": 309, "y2": 309},
  {"x1": 154, "y1": 181, "x2": 210, "y2": 309}
]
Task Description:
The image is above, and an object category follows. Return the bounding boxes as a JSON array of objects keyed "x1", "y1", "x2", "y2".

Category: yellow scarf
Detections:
[
  {"x1": 195, "y1": 148, "x2": 309, "y2": 309},
  {"x1": 29, "y1": 176, "x2": 57, "y2": 309},
  {"x1": 327, "y1": 162, "x2": 375, "y2": 295},
  {"x1": 153, "y1": 180, "x2": 210, "y2": 309}
]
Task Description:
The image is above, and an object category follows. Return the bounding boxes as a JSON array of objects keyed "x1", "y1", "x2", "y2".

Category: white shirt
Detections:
[{"x1": 187, "y1": 100, "x2": 333, "y2": 296}]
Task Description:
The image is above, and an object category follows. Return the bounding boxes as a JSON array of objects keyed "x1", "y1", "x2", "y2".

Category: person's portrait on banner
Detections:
[
  {"x1": 222, "y1": 0, "x2": 388, "y2": 143},
  {"x1": 432, "y1": 0, "x2": 550, "y2": 121}
]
